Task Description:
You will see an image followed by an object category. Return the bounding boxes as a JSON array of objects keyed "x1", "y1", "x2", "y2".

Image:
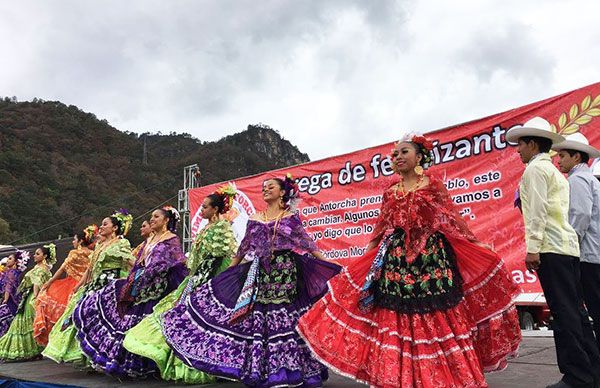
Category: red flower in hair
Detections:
[{"x1": 411, "y1": 135, "x2": 434, "y2": 151}]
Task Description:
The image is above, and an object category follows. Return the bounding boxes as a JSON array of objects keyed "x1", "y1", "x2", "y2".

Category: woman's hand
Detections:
[
  {"x1": 311, "y1": 251, "x2": 330, "y2": 262},
  {"x1": 228, "y1": 257, "x2": 242, "y2": 268},
  {"x1": 473, "y1": 241, "x2": 495, "y2": 252},
  {"x1": 41, "y1": 280, "x2": 53, "y2": 292}
]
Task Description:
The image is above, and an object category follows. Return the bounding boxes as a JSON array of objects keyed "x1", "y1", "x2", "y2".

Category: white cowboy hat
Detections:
[
  {"x1": 552, "y1": 132, "x2": 600, "y2": 158},
  {"x1": 505, "y1": 116, "x2": 565, "y2": 144}
]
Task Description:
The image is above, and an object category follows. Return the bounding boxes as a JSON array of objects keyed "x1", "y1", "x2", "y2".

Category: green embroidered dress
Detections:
[
  {"x1": 43, "y1": 238, "x2": 133, "y2": 364},
  {"x1": 123, "y1": 220, "x2": 237, "y2": 384},
  {"x1": 0, "y1": 264, "x2": 52, "y2": 360}
]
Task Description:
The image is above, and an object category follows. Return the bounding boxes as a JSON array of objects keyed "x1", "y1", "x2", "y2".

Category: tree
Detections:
[{"x1": 0, "y1": 218, "x2": 16, "y2": 244}]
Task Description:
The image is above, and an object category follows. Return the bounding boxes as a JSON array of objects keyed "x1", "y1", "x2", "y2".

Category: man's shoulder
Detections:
[
  {"x1": 569, "y1": 168, "x2": 596, "y2": 185},
  {"x1": 524, "y1": 160, "x2": 553, "y2": 177}
]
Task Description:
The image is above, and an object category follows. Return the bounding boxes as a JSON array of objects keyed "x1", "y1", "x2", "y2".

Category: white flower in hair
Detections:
[
  {"x1": 162, "y1": 205, "x2": 181, "y2": 222},
  {"x1": 16, "y1": 250, "x2": 29, "y2": 271}
]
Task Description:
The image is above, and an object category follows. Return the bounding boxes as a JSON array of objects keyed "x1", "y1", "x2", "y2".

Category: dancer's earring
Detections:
[{"x1": 414, "y1": 165, "x2": 424, "y2": 176}]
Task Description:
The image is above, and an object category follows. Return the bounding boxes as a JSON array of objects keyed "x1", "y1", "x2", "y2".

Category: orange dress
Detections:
[
  {"x1": 131, "y1": 241, "x2": 146, "y2": 259},
  {"x1": 33, "y1": 246, "x2": 91, "y2": 346}
]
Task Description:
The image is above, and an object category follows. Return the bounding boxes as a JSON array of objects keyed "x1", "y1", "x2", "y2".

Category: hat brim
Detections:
[
  {"x1": 552, "y1": 140, "x2": 600, "y2": 158},
  {"x1": 505, "y1": 127, "x2": 565, "y2": 144}
]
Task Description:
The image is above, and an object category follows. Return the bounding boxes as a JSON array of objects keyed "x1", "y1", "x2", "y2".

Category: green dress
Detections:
[
  {"x1": 123, "y1": 220, "x2": 237, "y2": 384},
  {"x1": 43, "y1": 238, "x2": 133, "y2": 364},
  {"x1": 0, "y1": 264, "x2": 52, "y2": 361}
]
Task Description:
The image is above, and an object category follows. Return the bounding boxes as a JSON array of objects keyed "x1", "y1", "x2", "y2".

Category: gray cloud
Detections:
[
  {"x1": 0, "y1": 0, "x2": 598, "y2": 159},
  {"x1": 456, "y1": 22, "x2": 555, "y2": 83}
]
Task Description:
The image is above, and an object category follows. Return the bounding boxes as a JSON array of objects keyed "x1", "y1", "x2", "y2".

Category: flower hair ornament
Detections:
[
  {"x1": 112, "y1": 208, "x2": 134, "y2": 236},
  {"x1": 14, "y1": 249, "x2": 30, "y2": 271},
  {"x1": 282, "y1": 173, "x2": 300, "y2": 211},
  {"x1": 215, "y1": 183, "x2": 237, "y2": 214},
  {"x1": 43, "y1": 243, "x2": 57, "y2": 266},
  {"x1": 161, "y1": 205, "x2": 181, "y2": 232},
  {"x1": 83, "y1": 224, "x2": 99, "y2": 246},
  {"x1": 396, "y1": 133, "x2": 435, "y2": 172}
]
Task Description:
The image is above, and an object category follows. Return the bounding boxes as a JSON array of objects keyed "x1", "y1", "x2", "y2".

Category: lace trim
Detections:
[
  {"x1": 325, "y1": 282, "x2": 519, "y2": 344},
  {"x1": 463, "y1": 259, "x2": 503, "y2": 295},
  {"x1": 374, "y1": 287, "x2": 463, "y2": 313},
  {"x1": 298, "y1": 319, "x2": 476, "y2": 361}
]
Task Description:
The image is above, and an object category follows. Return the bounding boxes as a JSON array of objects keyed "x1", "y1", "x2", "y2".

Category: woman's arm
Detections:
[
  {"x1": 366, "y1": 235, "x2": 383, "y2": 252},
  {"x1": 72, "y1": 267, "x2": 90, "y2": 293},
  {"x1": 228, "y1": 256, "x2": 242, "y2": 267},
  {"x1": 310, "y1": 250, "x2": 329, "y2": 262},
  {"x1": 42, "y1": 266, "x2": 65, "y2": 291}
]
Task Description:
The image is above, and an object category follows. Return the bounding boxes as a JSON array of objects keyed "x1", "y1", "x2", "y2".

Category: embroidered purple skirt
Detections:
[
  {"x1": 72, "y1": 277, "x2": 175, "y2": 377},
  {"x1": 0, "y1": 298, "x2": 19, "y2": 338},
  {"x1": 161, "y1": 252, "x2": 341, "y2": 388}
]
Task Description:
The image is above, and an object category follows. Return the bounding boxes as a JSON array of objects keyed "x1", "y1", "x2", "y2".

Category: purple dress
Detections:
[
  {"x1": 72, "y1": 235, "x2": 188, "y2": 377},
  {"x1": 0, "y1": 268, "x2": 22, "y2": 337},
  {"x1": 161, "y1": 214, "x2": 341, "y2": 388}
]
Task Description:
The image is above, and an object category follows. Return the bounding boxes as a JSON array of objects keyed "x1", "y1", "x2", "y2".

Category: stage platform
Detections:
[{"x1": 0, "y1": 336, "x2": 561, "y2": 387}]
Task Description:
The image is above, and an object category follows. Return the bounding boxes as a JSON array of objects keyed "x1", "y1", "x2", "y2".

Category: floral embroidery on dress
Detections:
[
  {"x1": 85, "y1": 268, "x2": 121, "y2": 295},
  {"x1": 374, "y1": 230, "x2": 463, "y2": 313},
  {"x1": 132, "y1": 273, "x2": 168, "y2": 305},
  {"x1": 256, "y1": 251, "x2": 298, "y2": 304}
]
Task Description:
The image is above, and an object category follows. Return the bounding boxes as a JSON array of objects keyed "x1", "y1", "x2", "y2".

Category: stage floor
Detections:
[{"x1": 0, "y1": 335, "x2": 561, "y2": 387}]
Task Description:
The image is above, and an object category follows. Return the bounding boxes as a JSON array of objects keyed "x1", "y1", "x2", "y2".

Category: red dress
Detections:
[{"x1": 297, "y1": 176, "x2": 521, "y2": 388}]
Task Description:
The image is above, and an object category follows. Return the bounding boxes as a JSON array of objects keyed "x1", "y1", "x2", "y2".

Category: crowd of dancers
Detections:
[{"x1": 0, "y1": 125, "x2": 598, "y2": 387}]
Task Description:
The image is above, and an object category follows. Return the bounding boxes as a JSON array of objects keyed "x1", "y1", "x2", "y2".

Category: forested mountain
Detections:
[{"x1": 0, "y1": 97, "x2": 309, "y2": 244}]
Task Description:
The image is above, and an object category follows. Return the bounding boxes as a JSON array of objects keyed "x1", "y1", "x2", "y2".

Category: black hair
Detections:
[
  {"x1": 520, "y1": 136, "x2": 553, "y2": 153},
  {"x1": 74, "y1": 231, "x2": 94, "y2": 248},
  {"x1": 269, "y1": 178, "x2": 292, "y2": 204},
  {"x1": 406, "y1": 142, "x2": 428, "y2": 167},
  {"x1": 563, "y1": 149, "x2": 590, "y2": 164},
  {"x1": 39, "y1": 246, "x2": 51, "y2": 260},
  {"x1": 207, "y1": 193, "x2": 226, "y2": 214},
  {"x1": 157, "y1": 208, "x2": 178, "y2": 232},
  {"x1": 108, "y1": 216, "x2": 124, "y2": 235}
]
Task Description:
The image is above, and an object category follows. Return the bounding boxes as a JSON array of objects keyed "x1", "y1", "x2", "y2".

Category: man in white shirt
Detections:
[{"x1": 508, "y1": 118, "x2": 600, "y2": 388}]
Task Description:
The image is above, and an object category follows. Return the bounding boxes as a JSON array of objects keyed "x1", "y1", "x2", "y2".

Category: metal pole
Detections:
[{"x1": 179, "y1": 164, "x2": 199, "y2": 253}]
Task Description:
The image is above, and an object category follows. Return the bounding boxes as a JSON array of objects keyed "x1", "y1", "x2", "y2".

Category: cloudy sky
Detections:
[{"x1": 1, "y1": 0, "x2": 599, "y2": 159}]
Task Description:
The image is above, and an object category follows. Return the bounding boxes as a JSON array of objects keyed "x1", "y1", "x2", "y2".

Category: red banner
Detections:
[{"x1": 189, "y1": 82, "x2": 600, "y2": 299}]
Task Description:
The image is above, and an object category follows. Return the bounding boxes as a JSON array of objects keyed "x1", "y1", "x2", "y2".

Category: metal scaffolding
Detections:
[{"x1": 178, "y1": 164, "x2": 200, "y2": 253}]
